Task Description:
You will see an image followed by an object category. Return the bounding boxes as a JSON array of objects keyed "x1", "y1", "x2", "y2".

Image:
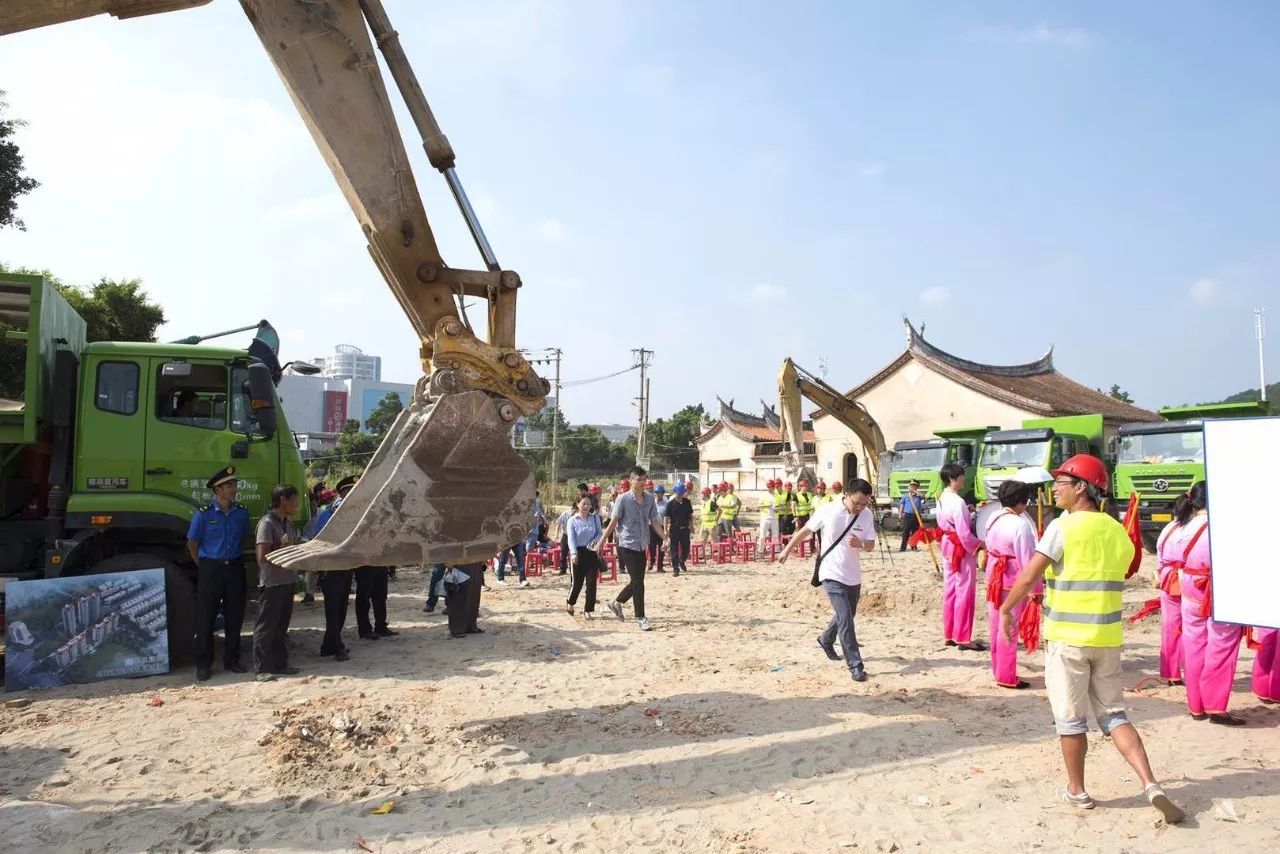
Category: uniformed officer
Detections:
[
  {"x1": 186, "y1": 466, "x2": 252, "y2": 682},
  {"x1": 315, "y1": 475, "x2": 358, "y2": 661}
]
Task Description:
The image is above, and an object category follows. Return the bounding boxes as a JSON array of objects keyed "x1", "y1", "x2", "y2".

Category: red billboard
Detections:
[{"x1": 323, "y1": 390, "x2": 348, "y2": 433}]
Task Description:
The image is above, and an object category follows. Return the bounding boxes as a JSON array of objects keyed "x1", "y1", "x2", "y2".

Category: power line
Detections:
[{"x1": 561, "y1": 363, "x2": 639, "y2": 388}]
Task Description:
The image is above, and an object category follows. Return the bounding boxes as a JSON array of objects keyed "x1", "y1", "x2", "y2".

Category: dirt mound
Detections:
[
  {"x1": 258, "y1": 697, "x2": 417, "y2": 794},
  {"x1": 465, "y1": 703, "x2": 733, "y2": 748}
]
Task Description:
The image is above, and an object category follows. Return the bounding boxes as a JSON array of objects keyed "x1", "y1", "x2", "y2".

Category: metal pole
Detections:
[
  {"x1": 550, "y1": 348, "x2": 562, "y2": 491},
  {"x1": 1256, "y1": 308, "x2": 1268, "y2": 401}
]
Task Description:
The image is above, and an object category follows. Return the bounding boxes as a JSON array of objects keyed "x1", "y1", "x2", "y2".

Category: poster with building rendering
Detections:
[{"x1": 4, "y1": 569, "x2": 169, "y2": 692}]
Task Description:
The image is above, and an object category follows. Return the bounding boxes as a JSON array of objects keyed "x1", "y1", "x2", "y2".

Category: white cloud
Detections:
[
  {"x1": 859, "y1": 161, "x2": 887, "y2": 178},
  {"x1": 969, "y1": 23, "x2": 1097, "y2": 49},
  {"x1": 538, "y1": 218, "x2": 567, "y2": 242},
  {"x1": 749, "y1": 283, "x2": 788, "y2": 302},
  {"x1": 1190, "y1": 278, "x2": 1218, "y2": 303},
  {"x1": 920, "y1": 286, "x2": 951, "y2": 305}
]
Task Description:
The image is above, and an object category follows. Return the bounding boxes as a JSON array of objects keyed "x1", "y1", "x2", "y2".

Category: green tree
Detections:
[
  {"x1": 1107, "y1": 384, "x2": 1133, "y2": 403},
  {"x1": 364, "y1": 391, "x2": 405, "y2": 437},
  {"x1": 1, "y1": 92, "x2": 39, "y2": 231},
  {"x1": 646, "y1": 403, "x2": 706, "y2": 470}
]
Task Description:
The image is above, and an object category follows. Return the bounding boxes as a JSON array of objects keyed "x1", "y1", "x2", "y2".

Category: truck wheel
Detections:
[
  {"x1": 84, "y1": 553, "x2": 196, "y2": 668},
  {"x1": 1141, "y1": 531, "x2": 1158, "y2": 555}
]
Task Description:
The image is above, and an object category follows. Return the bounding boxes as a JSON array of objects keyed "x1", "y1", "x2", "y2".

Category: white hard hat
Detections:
[{"x1": 1013, "y1": 466, "x2": 1054, "y2": 484}]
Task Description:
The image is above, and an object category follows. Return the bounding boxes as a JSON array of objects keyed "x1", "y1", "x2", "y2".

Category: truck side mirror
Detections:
[{"x1": 246, "y1": 362, "x2": 278, "y2": 438}]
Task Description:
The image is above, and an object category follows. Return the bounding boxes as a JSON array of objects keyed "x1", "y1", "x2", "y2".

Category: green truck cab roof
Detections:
[
  {"x1": 1157, "y1": 401, "x2": 1270, "y2": 420},
  {"x1": 84, "y1": 341, "x2": 250, "y2": 361},
  {"x1": 1118, "y1": 419, "x2": 1202, "y2": 437},
  {"x1": 984, "y1": 427, "x2": 1053, "y2": 443},
  {"x1": 933, "y1": 425, "x2": 999, "y2": 441},
  {"x1": 893, "y1": 438, "x2": 948, "y2": 451}
]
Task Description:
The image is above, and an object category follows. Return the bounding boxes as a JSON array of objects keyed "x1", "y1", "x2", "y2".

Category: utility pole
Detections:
[
  {"x1": 550, "y1": 347, "x2": 562, "y2": 489},
  {"x1": 633, "y1": 347, "x2": 653, "y2": 465},
  {"x1": 1256, "y1": 308, "x2": 1268, "y2": 402}
]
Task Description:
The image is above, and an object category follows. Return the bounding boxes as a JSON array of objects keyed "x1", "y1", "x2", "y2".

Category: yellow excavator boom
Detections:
[{"x1": 777, "y1": 358, "x2": 887, "y2": 487}]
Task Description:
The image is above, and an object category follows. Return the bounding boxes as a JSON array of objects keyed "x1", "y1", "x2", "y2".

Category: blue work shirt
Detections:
[
  {"x1": 187, "y1": 501, "x2": 252, "y2": 560},
  {"x1": 900, "y1": 493, "x2": 924, "y2": 518},
  {"x1": 612, "y1": 490, "x2": 660, "y2": 551},
  {"x1": 314, "y1": 497, "x2": 343, "y2": 533},
  {"x1": 566, "y1": 513, "x2": 603, "y2": 551},
  {"x1": 654, "y1": 498, "x2": 669, "y2": 520}
]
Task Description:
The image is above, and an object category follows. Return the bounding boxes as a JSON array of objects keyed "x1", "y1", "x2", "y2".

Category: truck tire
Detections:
[
  {"x1": 1141, "y1": 531, "x2": 1159, "y2": 555},
  {"x1": 85, "y1": 553, "x2": 196, "y2": 668}
]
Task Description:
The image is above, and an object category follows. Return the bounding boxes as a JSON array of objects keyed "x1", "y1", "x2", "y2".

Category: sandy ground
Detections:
[{"x1": 2, "y1": 546, "x2": 1278, "y2": 853}]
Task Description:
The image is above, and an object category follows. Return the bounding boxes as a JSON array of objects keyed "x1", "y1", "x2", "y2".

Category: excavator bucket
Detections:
[{"x1": 269, "y1": 389, "x2": 534, "y2": 571}]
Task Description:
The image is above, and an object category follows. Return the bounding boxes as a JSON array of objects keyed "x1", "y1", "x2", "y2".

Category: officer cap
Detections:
[
  {"x1": 336, "y1": 474, "x2": 359, "y2": 494},
  {"x1": 207, "y1": 466, "x2": 237, "y2": 489}
]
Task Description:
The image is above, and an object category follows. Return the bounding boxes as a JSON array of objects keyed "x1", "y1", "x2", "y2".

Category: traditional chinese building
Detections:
[{"x1": 696, "y1": 398, "x2": 818, "y2": 500}]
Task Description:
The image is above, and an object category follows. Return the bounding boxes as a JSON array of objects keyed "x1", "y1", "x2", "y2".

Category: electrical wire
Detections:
[{"x1": 561, "y1": 363, "x2": 640, "y2": 388}]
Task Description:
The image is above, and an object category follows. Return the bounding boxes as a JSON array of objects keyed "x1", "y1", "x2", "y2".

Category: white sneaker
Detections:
[
  {"x1": 519, "y1": 580, "x2": 530, "y2": 588},
  {"x1": 1145, "y1": 783, "x2": 1185, "y2": 824},
  {"x1": 638, "y1": 618, "x2": 652, "y2": 631}
]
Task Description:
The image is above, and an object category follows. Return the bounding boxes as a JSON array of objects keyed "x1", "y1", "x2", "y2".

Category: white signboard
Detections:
[{"x1": 1204, "y1": 417, "x2": 1280, "y2": 629}]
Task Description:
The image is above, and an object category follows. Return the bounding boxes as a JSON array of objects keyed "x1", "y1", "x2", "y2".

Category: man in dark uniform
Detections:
[
  {"x1": 314, "y1": 475, "x2": 358, "y2": 661},
  {"x1": 186, "y1": 466, "x2": 252, "y2": 682},
  {"x1": 355, "y1": 562, "x2": 396, "y2": 640}
]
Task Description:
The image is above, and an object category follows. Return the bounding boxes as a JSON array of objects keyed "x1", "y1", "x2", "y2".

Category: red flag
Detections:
[
  {"x1": 1123, "y1": 492, "x2": 1143, "y2": 579},
  {"x1": 1127, "y1": 597, "x2": 1161, "y2": 624}
]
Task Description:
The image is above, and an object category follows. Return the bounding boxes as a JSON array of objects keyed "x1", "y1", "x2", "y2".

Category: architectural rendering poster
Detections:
[{"x1": 4, "y1": 569, "x2": 170, "y2": 692}]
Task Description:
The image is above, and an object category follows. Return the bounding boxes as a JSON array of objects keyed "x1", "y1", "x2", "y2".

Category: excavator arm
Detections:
[
  {"x1": 778, "y1": 358, "x2": 887, "y2": 487},
  {"x1": 2, "y1": 0, "x2": 547, "y2": 567}
]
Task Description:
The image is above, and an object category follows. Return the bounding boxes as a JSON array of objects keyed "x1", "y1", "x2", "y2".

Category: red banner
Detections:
[{"x1": 323, "y1": 390, "x2": 348, "y2": 433}]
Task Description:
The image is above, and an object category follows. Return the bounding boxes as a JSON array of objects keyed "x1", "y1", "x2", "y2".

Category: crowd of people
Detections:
[{"x1": 185, "y1": 450, "x2": 1279, "y2": 825}]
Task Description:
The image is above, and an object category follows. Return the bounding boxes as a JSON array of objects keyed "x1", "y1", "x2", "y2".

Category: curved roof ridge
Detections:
[
  {"x1": 717, "y1": 396, "x2": 768, "y2": 427},
  {"x1": 902, "y1": 316, "x2": 1054, "y2": 378}
]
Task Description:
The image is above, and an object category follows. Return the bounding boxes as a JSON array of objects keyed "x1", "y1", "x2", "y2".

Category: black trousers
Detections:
[
  {"x1": 647, "y1": 540, "x2": 665, "y2": 570},
  {"x1": 253, "y1": 583, "x2": 294, "y2": 673},
  {"x1": 558, "y1": 534, "x2": 570, "y2": 573},
  {"x1": 319, "y1": 569, "x2": 353, "y2": 654},
  {"x1": 569, "y1": 547, "x2": 600, "y2": 611},
  {"x1": 195, "y1": 558, "x2": 246, "y2": 670},
  {"x1": 779, "y1": 515, "x2": 795, "y2": 535},
  {"x1": 445, "y1": 573, "x2": 471, "y2": 637},
  {"x1": 899, "y1": 512, "x2": 921, "y2": 550},
  {"x1": 615, "y1": 546, "x2": 648, "y2": 619},
  {"x1": 354, "y1": 566, "x2": 389, "y2": 635},
  {"x1": 466, "y1": 563, "x2": 484, "y2": 631},
  {"x1": 669, "y1": 529, "x2": 691, "y2": 573}
]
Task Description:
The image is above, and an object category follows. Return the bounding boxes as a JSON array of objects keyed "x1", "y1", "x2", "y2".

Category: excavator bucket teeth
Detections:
[{"x1": 269, "y1": 390, "x2": 533, "y2": 571}]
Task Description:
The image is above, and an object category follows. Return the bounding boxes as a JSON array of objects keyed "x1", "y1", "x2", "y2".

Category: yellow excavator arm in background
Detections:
[
  {"x1": 2, "y1": 0, "x2": 547, "y2": 568},
  {"x1": 777, "y1": 358, "x2": 887, "y2": 488}
]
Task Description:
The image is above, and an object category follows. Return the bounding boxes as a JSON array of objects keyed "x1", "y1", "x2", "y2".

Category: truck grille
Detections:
[
  {"x1": 984, "y1": 477, "x2": 1007, "y2": 497},
  {"x1": 1129, "y1": 474, "x2": 1196, "y2": 496}
]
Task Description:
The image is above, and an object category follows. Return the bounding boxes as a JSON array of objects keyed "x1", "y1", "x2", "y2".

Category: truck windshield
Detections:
[
  {"x1": 1118, "y1": 430, "x2": 1203, "y2": 464},
  {"x1": 894, "y1": 447, "x2": 946, "y2": 471},
  {"x1": 981, "y1": 440, "x2": 1049, "y2": 469}
]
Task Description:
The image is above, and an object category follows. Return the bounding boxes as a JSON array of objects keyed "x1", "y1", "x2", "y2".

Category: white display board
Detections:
[{"x1": 1204, "y1": 417, "x2": 1280, "y2": 629}]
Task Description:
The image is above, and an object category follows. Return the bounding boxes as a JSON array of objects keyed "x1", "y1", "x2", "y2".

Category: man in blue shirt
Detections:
[
  {"x1": 186, "y1": 466, "x2": 252, "y2": 682},
  {"x1": 598, "y1": 466, "x2": 666, "y2": 631},
  {"x1": 648, "y1": 484, "x2": 669, "y2": 573},
  {"x1": 899, "y1": 480, "x2": 924, "y2": 552}
]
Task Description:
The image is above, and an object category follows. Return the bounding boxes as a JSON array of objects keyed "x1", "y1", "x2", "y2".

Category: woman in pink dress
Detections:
[
  {"x1": 983, "y1": 481, "x2": 1039, "y2": 688},
  {"x1": 1170, "y1": 482, "x2": 1245, "y2": 726},
  {"x1": 1153, "y1": 495, "x2": 1189, "y2": 686}
]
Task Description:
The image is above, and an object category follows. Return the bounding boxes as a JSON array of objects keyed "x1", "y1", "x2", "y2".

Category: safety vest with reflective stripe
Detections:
[
  {"x1": 719, "y1": 493, "x2": 741, "y2": 520},
  {"x1": 772, "y1": 491, "x2": 787, "y2": 512},
  {"x1": 795, "y1": 490, "x2": 813, "y2": 516},
  {"x1": 1042, "y1": 511, "x2": 1131, "y2": 648},
  {"x1": 701, "y1": 498, "x2": 718, "y2": 525}
]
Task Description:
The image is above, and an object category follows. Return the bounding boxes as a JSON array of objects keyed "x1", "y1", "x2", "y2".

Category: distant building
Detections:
[
  {"x1": 696, "y1": 399, "x2": 817, "y2": 501},
  {"x1": 312, "y1": 344, "x2": 382, "y2": 381},
  {"x1": 6, "y1": 620, "x2": 34, "y2": 647},
  {"x1": 278, "y1": 374, "x2": 414, "y2": 451}
]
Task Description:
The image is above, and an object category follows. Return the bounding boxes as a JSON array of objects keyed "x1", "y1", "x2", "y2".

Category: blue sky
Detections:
[{"x1": 1, "y1": 1, "x2": 1276, "y2": 425}]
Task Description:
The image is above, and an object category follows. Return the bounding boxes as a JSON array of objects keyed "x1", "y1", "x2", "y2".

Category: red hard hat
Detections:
[
  {"x1": 645, "y1": 480, "x2": 654, "y2": 489},
  {"x1": 589, "y1": 484, "x2": 601, "y2": 494},
  {"x1": 727, "y1": 483, "x2": 735, "y2": 490},
  {"x1": 1051, "y1": 454, "x2": 1110, "y2": 492},
  {"x1": 830, "y1": 480, "x2": 842, "y2": 490},
  {"x1": 784, "y1": 481, "x2": 793, "y2": 489},
  {"x1": 817, "y1": 481, "x2": 827, "y2": 490},
  {"x1": 620, "y1": 479, "x2": 631, "y2": 490},
  {"x1": 798, "y1": 479, "x2": 809, "y2": 488},
  {"x1": 701, "y1": 487, "x2": 712, "y2": 495}
]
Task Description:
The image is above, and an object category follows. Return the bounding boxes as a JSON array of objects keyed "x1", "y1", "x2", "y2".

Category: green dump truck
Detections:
[
  {"x1": 975, "y1": 414, "x2": 1106, "y2": 502},
  {"x1": 1, "y1": 274, "x2": 308, "y2": 659},
  {"x1": 884, "y1": 426, "x2": 995, "y2": 528},
  {"x1": 1113, "y1": 401, "x2": 1268, "y2": 552}
]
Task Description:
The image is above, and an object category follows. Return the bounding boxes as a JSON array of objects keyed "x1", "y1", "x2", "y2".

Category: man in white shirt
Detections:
[{"x1": 774, "y1": 478, "x2": 877, "y2": 682}]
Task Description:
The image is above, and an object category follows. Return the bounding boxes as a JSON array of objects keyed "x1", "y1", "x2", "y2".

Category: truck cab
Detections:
[
  {"x1": 1113, "y1": 401, "x2": 1268, "y2": 551},
  {"x1": 975, "y1": 414, "x2": 1105, "y2": 502},
  {"x1": 885, "y1": 426, "x2": 994, "y2": 527}
]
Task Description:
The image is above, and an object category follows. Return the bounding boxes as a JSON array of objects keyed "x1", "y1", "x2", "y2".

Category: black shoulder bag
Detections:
[{"x1": 810, "y1": 511, "x2": 862, "y2": 587}]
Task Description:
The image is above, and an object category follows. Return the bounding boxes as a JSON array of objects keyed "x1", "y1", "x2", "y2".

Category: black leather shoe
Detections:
[
  {"x1": 359, "y1": 632, "x2": 381, "y2": 640},
  {"x1": 196, "y1": 668, "x2": 212, "y2": 682},
  {"x1": 851, "y1": 668, "x2": 868, "y2": 682},
  {"x1": 817, "y1": 637, "x2": 841, "y2": 661},
  {"x1": 335, "y1": 648, "x2": 350, "y2": 661},
  {"x1": 226, "y1": 662, "x2": 247, "y2": 674},
  {"x1": 375, "y1": 627, "x2": 398, "y2": 637}
]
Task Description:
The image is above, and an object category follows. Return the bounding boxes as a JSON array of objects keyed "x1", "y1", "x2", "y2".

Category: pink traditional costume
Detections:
[
  {"x1": 983, "y1": 508, "x2": 1039, "y2": 686},
  {"x1": 1154, "y1": 519, "x2": 1185, "y2": 684},
  {"x1": 937, "y1": 489, "x2": 981, "y2": 645},
  {"x1": 1170, "y1": 514, "x2": 1242, "y2": 717}
]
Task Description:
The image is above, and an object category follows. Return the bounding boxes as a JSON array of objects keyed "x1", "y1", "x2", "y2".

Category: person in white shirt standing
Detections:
[{"x1": 774, "y1": 478, "x2": 877, "y2": 682}]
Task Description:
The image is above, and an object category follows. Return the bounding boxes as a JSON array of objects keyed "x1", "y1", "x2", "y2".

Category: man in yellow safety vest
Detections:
[{"x1": 999, "y1": 454, "x2": 1184, "y2": 824}]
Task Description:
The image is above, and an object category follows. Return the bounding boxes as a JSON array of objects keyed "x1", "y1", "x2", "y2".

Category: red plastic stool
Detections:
[
  {"x1": 599, "y1": 553, "x2": 619, "y2": 583},
  {"x1": 691, "y1": 542, "x2": 707, "y2": 564},
  {"x1": 524, "y1": 551, "x2": 544, "y2": 577},
  {"x1": 736, "y1": 541, "x2": 757, "y2": 562},
  {"x1": 712, "y1": 541, "x2": 735, "y2": 563}
]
